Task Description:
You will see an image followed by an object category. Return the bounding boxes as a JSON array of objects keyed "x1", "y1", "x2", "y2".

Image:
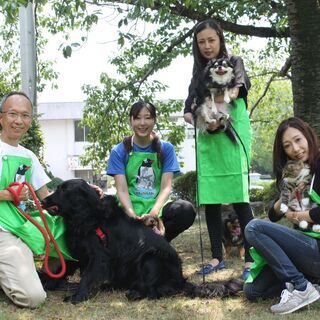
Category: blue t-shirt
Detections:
[{"x1": 107, "y1": 140, "x2": 180, "y2": 176}]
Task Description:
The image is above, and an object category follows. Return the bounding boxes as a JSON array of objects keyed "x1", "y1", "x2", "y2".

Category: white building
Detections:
[{"x1": 38, "y1": 101, "x2": 195, "y2": 184}]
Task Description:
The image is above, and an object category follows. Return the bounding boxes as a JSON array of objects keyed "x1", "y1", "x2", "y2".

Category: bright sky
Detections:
[
  {"x1": 37, "y1": 18, "x2": 194, "y2": 103},
  {"x1": 37, "y1": 12, "x2": 266, "y2": 104}
]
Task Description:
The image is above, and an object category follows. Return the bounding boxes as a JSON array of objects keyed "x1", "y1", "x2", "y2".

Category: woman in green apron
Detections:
[
  {"x1": 244, "y1": 117, "x2": 320, "y2": 315},
  {"x1": 0, "y1": 92, "x2": 72, "y2": 308},
  {"x1": 184, "y1": 19, "x2": 253, "y2": 278},
  {"x1": 107, "y1": 101, "x2": 196, "y2": 242}
]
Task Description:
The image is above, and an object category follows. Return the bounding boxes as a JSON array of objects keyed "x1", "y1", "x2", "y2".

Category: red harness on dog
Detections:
[{"x1": 95, "y1": 227, "x2": 107, "y2": 246}]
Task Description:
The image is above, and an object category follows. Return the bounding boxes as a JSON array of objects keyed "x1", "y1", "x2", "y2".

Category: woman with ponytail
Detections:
[{"x1": 107, "y1": 101, "x2": 196, "y2": 241}]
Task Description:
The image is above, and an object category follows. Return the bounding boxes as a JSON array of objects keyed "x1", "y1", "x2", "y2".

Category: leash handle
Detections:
[
  {"x1": 6, "y1": 182, "x2": 66, "y2": 279},
  {"x1": 6, "y1": 182, "x2": 24, "y2": 206}
]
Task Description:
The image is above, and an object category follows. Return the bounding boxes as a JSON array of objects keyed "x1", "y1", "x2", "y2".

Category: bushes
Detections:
[
  {"x1": 46, "y1": 176, "x2": 64, "y2": 191},
  {"x1": 173, "y1": 171, "x2": 278, "y2": 211},
  {"x1": 173, "y1": 171, "x2": 197, "y2": 205}
]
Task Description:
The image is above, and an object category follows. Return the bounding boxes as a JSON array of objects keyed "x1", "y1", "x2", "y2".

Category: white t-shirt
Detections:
[
  {"x1": 0, "y1": 141, "x2": 51, "y2": 232},
  {"x1": 0, "y1": 141, "x2": 50, "y2": 191}
]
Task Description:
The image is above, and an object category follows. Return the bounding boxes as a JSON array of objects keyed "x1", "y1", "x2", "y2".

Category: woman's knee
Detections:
[
  {"x1": 244, "y1": 219, "x2": 266, "y2": 242},
  {"x1": 176, "y1": 199, "x2": 196, "y2": 226}
]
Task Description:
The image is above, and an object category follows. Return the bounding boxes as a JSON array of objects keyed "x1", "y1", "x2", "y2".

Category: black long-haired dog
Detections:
[{"x1": 41, "y1": 179, "x2": 242, "y2": 303}]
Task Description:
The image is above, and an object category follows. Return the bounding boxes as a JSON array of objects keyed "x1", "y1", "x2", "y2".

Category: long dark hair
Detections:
[
  {"x1": 192, "y1": 19, "x2": 228, "y2": 77},
  {"x1": 123, "y1": 101, "x2": 163, "y2": 166},
  {"x1": 273, "y1": 117, "x2": 320, "y2": 188}
]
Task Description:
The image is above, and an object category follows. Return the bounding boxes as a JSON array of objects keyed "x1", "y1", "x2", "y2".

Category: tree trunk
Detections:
[{"x1": 285, "y1": 0, "x2": 320, "y2": 133}]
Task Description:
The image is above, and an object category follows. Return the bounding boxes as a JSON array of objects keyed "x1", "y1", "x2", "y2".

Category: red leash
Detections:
[{"x1": 6, "y1": 182, "x2": 66, "y2": 279}]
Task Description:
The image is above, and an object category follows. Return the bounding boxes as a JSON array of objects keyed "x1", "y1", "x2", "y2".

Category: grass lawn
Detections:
[{"x1": 1, "y1": 214, "x2": 320, "y2": 320}]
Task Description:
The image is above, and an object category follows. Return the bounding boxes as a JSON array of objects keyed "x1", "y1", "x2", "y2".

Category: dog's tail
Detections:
[{"x1": 183, "y1": 278, "x2": 243, "y2": 298}]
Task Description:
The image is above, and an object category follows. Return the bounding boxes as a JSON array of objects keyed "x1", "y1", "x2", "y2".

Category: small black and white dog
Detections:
[{"x1": 193, "y1": 58, "x2": 236, "y2": 141}]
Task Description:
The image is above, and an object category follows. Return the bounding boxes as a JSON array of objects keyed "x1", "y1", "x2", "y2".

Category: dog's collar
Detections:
[{"x1": 95, "y1": 227, "x2": 107, "y2": 246}]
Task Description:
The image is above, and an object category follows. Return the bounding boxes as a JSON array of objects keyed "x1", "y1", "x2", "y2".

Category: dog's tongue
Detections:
[
  {"x1": 43, "y1": 205, "x2": 59, "y2": 212},
  {"x1": 152, "y1": 226, "x2": 161, "y2": 235},
  {"x1": 216, "y1": 70, "x2": 227, "y2": 76}
]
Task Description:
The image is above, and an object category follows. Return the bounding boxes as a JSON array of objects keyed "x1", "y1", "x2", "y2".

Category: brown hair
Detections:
[
  {"x1": 123, "y1": 101, "x2": 163, "y2": 167},
  {"x1": 273, "y1": 117, "x2": 320, "y2": 189}
]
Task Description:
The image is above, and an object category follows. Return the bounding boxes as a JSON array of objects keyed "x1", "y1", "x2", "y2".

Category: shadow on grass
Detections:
[{"x1": 1, "y1": 214, "x2": 320, "y2": 320}]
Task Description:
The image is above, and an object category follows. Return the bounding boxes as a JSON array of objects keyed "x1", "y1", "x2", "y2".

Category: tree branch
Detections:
[
  {"x1": 107, "y1": 0, "x2": 290, "y2": 38},
  {"x1": 250, "y1": 56, "x2": 292, "y2": 117}
]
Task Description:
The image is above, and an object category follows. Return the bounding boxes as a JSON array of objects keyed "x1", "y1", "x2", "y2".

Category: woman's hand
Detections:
[
  {"x1": 285, "y1": 210, "x2": 300, "y2": 224},
  {"x1": 285, "y1": 210, "x2": 312, "y2": 224},
  {"x1": 207, "y1": 121, "x2": 220, "y2": 131},
  {"x1": 184, "y1": 112, "x2": 194, "y2": 125},
  {"x1": 89, "y1": 184, "x2": 104, "y2": 199},
  {"x1": 228, "y1": 87, "x2": 239, "y2": 100}
]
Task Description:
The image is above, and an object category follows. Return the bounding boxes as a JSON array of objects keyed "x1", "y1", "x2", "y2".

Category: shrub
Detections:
[
  {"x1": 173, "y1": 171, "x2": 196, "y2": 205},
  {"x1": 46, "y1": 176, "x2": 64, "y2": 191},
  {"x1": 249, "y1": 188, "x2": 265, "y2": 202},
  {"x1": 173, "y1": 172, "x2": 278, "y2": 210},
  {"x1": 262, "y1": 180, "x2": 278, "y2": 206}
]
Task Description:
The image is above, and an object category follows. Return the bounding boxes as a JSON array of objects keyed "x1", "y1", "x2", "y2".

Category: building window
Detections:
[
  {"x1": 74, "y1": 120, "x2": 90, "y2": 142},
  {"x1": 186, "y1": 127, "x2": 195, "y2": 139}
]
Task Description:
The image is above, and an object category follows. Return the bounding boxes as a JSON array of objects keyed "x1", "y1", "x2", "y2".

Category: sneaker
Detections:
[
  {"x1": 270, "y1": 282, "x2": 320, "y2": 315},
  {"x1": 242, "y1": 267, "x2": 251, "y2": 281},
  {"x1": 197, "y1": 260, "x2": 226, "y2": 275}
]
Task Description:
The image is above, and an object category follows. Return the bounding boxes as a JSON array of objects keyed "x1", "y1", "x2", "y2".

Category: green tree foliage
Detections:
[
  {"x1": 81, "y1": 71, "x2": 185, "y2": 173},
  {"x1": 1, "y1": 0, "x2": 318, "y2": 173},
  {"x1": 247, "y1": 50, "x2": 293, "y2": 174},
  {"x1": 20, "y1": 116, "x2": 45, "y2": 163}
]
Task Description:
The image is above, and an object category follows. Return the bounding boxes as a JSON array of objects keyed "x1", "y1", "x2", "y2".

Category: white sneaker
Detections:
[{"x1": 271, "y1": 282, "x2": 320, "y2": 315}]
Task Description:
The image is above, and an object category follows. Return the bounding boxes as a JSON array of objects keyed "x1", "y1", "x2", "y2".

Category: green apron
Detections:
[
  {"x1": 246, "y1": 176, "x2": 320, "y2": 283},
  {"x1": 0, "y1": 155, "x2": 74, "y2": 260},
  {"x1": 196, "y1": 98, "x2": 251, "y2": 205},
  {"x1": 125, "y1": 151, "x2": 164, "y2": 217}
]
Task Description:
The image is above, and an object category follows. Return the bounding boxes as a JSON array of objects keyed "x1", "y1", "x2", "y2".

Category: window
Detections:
[
  {"x1": 74, "y1": 120, "x2": 90, "y2": 142},
  {"x1": 186, "y1": 127, "x2": 195, "y2": 139}
]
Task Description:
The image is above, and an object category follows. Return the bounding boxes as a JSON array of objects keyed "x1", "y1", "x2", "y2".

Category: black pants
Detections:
[
  {"x1": 162, "y1": 199, "x2": 196, "y2": 242},
  {"x1": 205, "y1": 202, "x2": 253, "y2": 262}
]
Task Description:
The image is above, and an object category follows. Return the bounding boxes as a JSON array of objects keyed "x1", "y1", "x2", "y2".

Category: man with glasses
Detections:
[{"x1": 0, "y1": 91, "x2": 72, "y2": 308}]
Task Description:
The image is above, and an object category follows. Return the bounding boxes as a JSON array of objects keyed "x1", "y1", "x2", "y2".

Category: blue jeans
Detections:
[{"x1": 244, "y1": 219, "x2": 320, "y2": 300}]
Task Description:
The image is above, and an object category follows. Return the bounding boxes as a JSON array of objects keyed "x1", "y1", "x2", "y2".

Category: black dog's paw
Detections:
[
  {"x1": 63, "y1": 293, "x2": 87, "y2": 304},
  {"x1": 126, "y1": 289, "x2": 143, "y2": 301}
]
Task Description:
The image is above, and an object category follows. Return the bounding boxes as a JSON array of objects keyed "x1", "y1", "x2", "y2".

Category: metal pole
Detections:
[{"x1": 19, "y1": 1, "x2": 37, "y2": 113}]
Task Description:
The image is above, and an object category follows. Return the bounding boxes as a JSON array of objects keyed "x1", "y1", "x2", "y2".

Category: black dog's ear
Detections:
[
  {"x1": 78, "y1": 182, "x2": 100, "y2": 207},
  {"x1": 101, "y1": 195, "x2": 122, "y2": 219}
]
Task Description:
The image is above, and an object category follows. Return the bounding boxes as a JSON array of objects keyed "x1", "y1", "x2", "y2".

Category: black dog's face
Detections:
[
  {"x1": 225, "y1": 214, "x2": 241, "y2": 237},
  {"x1": 206, "y1": 58, "x2": 234, "y2": 87},
  {"x1": 41, "y1": 179, "x2": 99, "y2": 217}
]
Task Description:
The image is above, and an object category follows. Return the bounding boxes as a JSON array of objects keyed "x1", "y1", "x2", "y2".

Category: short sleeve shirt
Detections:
[{"x1": 107, "y1": 140, "x2": 180, "y2": 176}]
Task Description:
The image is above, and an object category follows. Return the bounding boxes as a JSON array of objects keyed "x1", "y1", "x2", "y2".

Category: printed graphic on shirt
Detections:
[
  {"x1": 15, "y1": 164, "x2": 30, "y2": 183},
  {"x1": 135, "y1": 158, "x2": 156, "y2": 198}
]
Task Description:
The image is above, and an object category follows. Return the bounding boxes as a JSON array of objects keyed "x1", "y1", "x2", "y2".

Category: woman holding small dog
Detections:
[
  {"x1": 244, "y1": 117, "x2": 320, "y2": 315},
  {"x1": 184, "y1": 19, "x2": 253, "y2": 279},
  {"x1": 107, "y1": 101, "x2": 196, "y2": 242}
]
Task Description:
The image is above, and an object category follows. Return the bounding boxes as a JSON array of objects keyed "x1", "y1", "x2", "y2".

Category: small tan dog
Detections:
[{"x1": 141, "y1": 215, "x2": 165, "y2": 236}]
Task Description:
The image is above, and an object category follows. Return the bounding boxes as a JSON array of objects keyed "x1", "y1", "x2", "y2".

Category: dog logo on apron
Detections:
[
  {"x1": 135, "y1": 158, "x2": 156, "y2": 198},
  {"x1": 15, "y1": 164, "x2": 30, "y2": 183},
  {"x1": 14, "y1": 164, "x2": 30, "y2": 210}
]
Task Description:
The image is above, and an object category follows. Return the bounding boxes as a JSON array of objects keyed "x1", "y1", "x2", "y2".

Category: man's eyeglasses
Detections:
[{"x1": 1, "y1": 111, "x2": 32, "y2": 121}]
